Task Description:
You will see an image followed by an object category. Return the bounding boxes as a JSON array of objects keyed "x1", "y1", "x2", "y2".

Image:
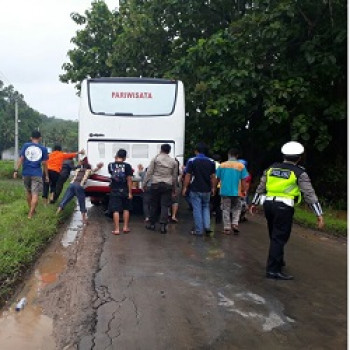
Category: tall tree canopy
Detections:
[
  {"x1": 60, "y1": 0, "x2": 347, "y2": 206},
  {"x1": 0, "y1": 81, "x2": 78, "y2": 157}
]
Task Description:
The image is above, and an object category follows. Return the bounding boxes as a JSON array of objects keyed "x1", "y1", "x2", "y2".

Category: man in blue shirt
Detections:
[
  {"x1": 14, "y1": 130, "x2": 49, "y2": 218},
  {"x1": 182, "y1": 142, "x2": 216, "y2": 236},
  {"x1": 216, "y1": 148, "x2": 249, "y2": 234}
]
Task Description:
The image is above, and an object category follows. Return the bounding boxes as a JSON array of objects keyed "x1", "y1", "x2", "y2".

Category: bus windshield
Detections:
[{"x1": 88, "y1": 81, "x2": 177, "y2": 116}]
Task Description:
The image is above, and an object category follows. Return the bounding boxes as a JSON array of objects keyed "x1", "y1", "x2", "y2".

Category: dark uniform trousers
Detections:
[
  {"x1": 150, "y1": 182, "x2": 173, "y2": 225},
  {"x1": 263, "y1": 200, "x2": 294, "y2": 273},
  {"x1": 53, "y1": 173, "x2": 70, "y2": 202}
]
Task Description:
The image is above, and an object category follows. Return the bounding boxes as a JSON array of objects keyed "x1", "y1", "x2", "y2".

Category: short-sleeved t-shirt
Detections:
[
  {"x1": 20, "y1": 142, "x2": 49, "y2": 177},
  {"x1": 108, "y1": 161, "x2": 133, "y2": 192},
  {"x1": 216, "y1": 160, "x2": 249, "y2": 196},
  {"x1": 185, "y1": 154, "x2": 216, "y2": 193}
]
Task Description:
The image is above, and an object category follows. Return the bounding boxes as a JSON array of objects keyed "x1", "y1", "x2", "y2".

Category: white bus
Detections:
[{"x1": 78, "y1": 77, "x2": 185, "y2": 205}]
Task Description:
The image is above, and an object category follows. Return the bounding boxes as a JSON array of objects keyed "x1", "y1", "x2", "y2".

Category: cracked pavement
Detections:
[{"x1": 36, "y1": 204, "x2": 346, "y2": 350}]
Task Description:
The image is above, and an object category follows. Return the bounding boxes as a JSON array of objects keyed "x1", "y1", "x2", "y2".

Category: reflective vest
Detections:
[{"x1": 266, "y1": 163, "x2": 303, "y2": 203}]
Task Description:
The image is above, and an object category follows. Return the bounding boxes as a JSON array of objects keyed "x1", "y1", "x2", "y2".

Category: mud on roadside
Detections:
[{"x1": 36, "y1": 207, "x2": 107, "y2": 349}]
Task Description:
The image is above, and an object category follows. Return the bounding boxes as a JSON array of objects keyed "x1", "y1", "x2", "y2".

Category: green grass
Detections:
[
  {"x1": 294, "y1": 205, "x2": 347, "y2": 237},
  {"x1": 0, "y1": 160, "x2": 16, "y2": 179},
  {"x1": 0, "y1": 176, "x2": 75, "y2": 307},
  {"x1": 0, "y1": 179, "x2": 24, "y2": 204}
]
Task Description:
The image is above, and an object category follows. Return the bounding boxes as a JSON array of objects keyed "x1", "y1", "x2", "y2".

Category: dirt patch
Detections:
[{"x1": 36, "y1": 209, "x2": 106, "y2": 349}]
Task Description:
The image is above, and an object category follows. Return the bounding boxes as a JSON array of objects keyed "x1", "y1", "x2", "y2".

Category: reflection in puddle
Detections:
[
  {"x1": 34, "y1": 253, "x2": 66, "y2": 292},
  {"x1": 61, "y1": 208, "x2": 84, "y2": 248},
  {"x1": 0, "y1": 307, "x2": 55, "y2": 350},
  {"x1": 0, "y1": 201, "x2": 90, "y2": 349},
  {"x1": 0, "y1": 252, "x2": 65, "y2": 350},
  {"x1": 61, "y1": 201, "x2": 92, "y2": 247}
]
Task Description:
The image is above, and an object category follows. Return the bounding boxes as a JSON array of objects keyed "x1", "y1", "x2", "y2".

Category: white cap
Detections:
[{"x1": 281, "y1": 141, "x2": 304, "y2": 156}]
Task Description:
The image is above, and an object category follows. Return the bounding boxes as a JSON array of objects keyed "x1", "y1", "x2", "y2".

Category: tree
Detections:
[
  {"x1": 173, "y1": 0, "x2": 346, "y2": 192},
  {"x1": 61, "y1": 0, "x2": 347, "y2": 206},
  {"x1": 0, "y1": 81, "x2": 78, "y2": 159},
  {"x1": 60, "y1": 0, "x2": 120, "y2": 91}
]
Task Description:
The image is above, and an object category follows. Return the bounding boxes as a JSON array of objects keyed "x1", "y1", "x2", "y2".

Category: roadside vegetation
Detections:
[
  {"x1": 0, "y1": 82, "x2": 78, "y2": 158},
  {"x1": 58, "y1": 0, "x2": 346, "y2": 211},
  {"x1": 0, "y1": 160, "x2": 15, "y2": 179},
  {"x1": 294, "y1": 205, "x2": 347, "y2": 237},
  {"x1": 0, "y1": 161, "x2": 74, "y2": 308},
  {"x1": 0, "y1": 1, "x2": 346, "y2": 213}
]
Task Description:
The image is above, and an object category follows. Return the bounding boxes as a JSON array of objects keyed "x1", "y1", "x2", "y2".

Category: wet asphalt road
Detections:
[{"x1": 78, "y1": 204, "x2": 347, "y2": 350}]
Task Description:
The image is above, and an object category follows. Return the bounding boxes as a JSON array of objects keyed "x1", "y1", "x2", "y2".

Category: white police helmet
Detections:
[{"x1": 281, "y1": 141, "x2": 304, "y2": 156}]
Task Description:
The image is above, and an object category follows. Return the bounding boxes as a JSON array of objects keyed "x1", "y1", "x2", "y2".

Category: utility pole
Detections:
[{"x1": 14, "y1": 98, "x2": 18, "y2": 168}]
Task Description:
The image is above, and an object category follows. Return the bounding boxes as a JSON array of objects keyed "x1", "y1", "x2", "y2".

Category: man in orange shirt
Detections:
[{"x1": 43, "y1": 145, "x2": 84, "y2": 204}]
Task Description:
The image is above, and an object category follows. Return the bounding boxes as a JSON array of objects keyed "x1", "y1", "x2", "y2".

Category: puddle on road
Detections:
[
  {"x1": 0, "y1": 307, "x2": 55, "y2": 350},
  {"x1": 61, "y1": 203, "x2": 90, "y2": 247},
  {"x1": 0, "y1": 203, "x2": 88, "y2": 349},
  {"x1": 0, "y1": 252, "x2": 66, "y2": 350}
]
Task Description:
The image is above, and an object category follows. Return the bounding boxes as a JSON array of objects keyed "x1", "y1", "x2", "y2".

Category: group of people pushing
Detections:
[
  {"x1": 13, "y1": 133, "x2": 250, "y2": 235},
  {"x1": 115, "y1": 142, "x2": 252, "y2": 237},
  {"x1": 14, "y1": 131, "x2": 324, "y2": 280}
]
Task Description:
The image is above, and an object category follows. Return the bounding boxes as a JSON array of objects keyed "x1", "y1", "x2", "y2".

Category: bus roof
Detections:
[{"x1": 87, "y1": 77, "x2": 178, "y2": 84}]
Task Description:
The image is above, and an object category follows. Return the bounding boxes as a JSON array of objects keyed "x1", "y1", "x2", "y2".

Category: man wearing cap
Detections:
[{"x1": 250, "y1": 141, "x2": 324, "y2": 280}]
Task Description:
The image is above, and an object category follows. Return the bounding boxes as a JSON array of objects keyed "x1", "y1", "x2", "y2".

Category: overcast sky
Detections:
[{"x1": 0, "y1": 0, "x2": 118, "y2": 121}]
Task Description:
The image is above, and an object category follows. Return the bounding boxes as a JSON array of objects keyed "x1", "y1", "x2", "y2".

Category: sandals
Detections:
[
  {"x1": 111, "y1": 230, "x2": 120, "y2": 235},
  {"x1": 222, "y1": 229, "x2": 231, "y2": 235}
]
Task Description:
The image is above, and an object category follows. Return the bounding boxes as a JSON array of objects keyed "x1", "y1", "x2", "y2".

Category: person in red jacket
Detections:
[{"x1": 43, "y1": 145, "x2": 84, "y2": 204}]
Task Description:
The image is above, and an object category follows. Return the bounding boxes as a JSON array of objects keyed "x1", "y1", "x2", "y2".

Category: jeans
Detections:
[
  {"x1": 189, "y1": 191, "x2": 211, "y2": 235},
  {"x1": 59, "y1": 183, "x2": 87, "y2": 213}
]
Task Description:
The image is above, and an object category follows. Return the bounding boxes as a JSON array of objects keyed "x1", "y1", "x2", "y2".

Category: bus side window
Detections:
[
  {"x1": 98, "y1": 142, "x2": 105, "y2": 158},
  {"x1": 132, "y1": 144, "x2": 149, "y2": 158},
  {"x1": 112, "y1": 144, "x2": 130, "y2": 157}
]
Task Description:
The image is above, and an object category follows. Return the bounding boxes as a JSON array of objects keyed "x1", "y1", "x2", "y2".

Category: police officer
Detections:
[{"x1": 250, "y1": 141, "x2": 324, "y2": 280}]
